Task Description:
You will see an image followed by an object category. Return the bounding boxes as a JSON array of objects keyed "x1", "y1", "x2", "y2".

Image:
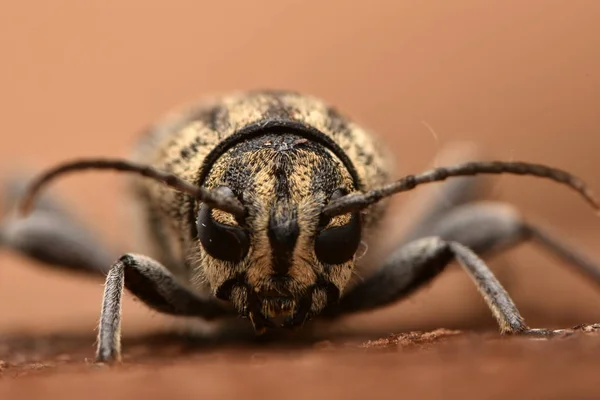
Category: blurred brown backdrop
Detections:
[{"x1": 1, "y1": 0, "x2": 599, "y2": 339}]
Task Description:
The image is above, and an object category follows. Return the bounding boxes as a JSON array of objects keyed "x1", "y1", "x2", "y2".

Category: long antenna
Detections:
[
  {"x1": 18, "y1": 158, "x2": 246, "y2": 218},
  {"x1": 323, "y1": 161, "x2": 600, "y2": 217}
]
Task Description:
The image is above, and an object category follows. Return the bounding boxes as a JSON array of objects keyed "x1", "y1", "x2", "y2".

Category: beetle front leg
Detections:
[
  {"x1": 324, "y1": 201, "x2": 600, "y2": 334},
  {"x1": 96, "y1": 253, "x2": 232, "y2": 363},
  {"x1": 325, "y1": 237, "x2": 536, "y2": 334}
]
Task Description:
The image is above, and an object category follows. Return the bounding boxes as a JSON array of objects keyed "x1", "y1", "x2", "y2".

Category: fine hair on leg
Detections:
[{"x1": 96, "y1": 253, "x2": 232, "y2": 363}]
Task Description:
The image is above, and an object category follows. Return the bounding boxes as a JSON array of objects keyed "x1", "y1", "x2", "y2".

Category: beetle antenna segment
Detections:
[
  {"x1": 17, "y1": 158, "x2": 246, "y2": 218},
  {"x1": 323, "y1": 161, "x2": 600, "y2": 217}
]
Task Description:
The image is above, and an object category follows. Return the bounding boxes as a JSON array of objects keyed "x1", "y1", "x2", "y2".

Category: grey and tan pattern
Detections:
[{"x1": 4, "y1": 89, "x2": 600, "y2": 364}]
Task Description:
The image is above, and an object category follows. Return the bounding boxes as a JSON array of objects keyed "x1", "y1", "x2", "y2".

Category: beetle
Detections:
[{"x1": 2, "y1": 89, "x2": 600, "y2": 364}]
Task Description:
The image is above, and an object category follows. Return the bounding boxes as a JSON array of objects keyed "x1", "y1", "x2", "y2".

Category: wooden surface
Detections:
[{"x1": 1, "y1": 1, "x2": 599, "y2": 397}]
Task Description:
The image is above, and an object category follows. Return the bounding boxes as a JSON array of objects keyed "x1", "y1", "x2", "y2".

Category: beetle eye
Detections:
[
  {"x1": 197, "y1": 187, "x2": 249, "y2": 263},
  {"x1": 314, "y1": 212, "x2": 361, "y2": 265},
  {"x1": 314, "y1": 188, "x2": 362, "y2": 265}
]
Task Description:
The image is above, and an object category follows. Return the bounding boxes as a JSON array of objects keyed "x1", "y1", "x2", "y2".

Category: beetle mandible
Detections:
[{"x1": 3, "y1": 89, "x2": 600, "y2": 363}]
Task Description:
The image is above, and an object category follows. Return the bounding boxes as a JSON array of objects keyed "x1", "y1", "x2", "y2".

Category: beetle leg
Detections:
[
  {"x1": 324, "y1": 202, "x2": 600, "y2": 334},
  {"x1": 324, "y1": 237, "x2": 530, "y2": 334},
  {"x1": 96, "y1": 253, "x2": 232, "y2": 363},
  {"x1": 424, "y1": 201, "x2": 600, "y2": 283},
  {"x1": 0, "y1": 173, "x2": 115, "y2": 275}
]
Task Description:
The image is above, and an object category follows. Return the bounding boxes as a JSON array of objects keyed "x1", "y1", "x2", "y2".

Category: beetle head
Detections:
[{"x1": 195, "y1": 133, "x2": 363, "y2": 331}]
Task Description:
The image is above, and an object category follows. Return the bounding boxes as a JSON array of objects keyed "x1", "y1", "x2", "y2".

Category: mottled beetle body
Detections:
[
  {"x1": 4, "y1": 89, "x2": 600, "y2": 364},
  {"x1": 129, "y1": 91, "x2": 393, "y2": 327}
]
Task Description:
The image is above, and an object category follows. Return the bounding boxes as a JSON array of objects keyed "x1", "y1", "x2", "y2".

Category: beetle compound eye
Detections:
[
  {"x1": 315, "y1": 188, "x2": 362, "y2": 265},
  {"x1": 197, "y1": 205, "x2": 250, "y2": 262},
  {"x1": 314, "y1": 212, "x2": 361, "y2": 265},
  {"x1": 197, "y1": 187, "x2": 249, "y2": 262},
  {"x1": 315, "y1": 186, "x2": 361, "y2": 265}
]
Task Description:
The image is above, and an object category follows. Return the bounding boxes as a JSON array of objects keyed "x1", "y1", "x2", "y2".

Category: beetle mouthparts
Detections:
[
  {"x1": 249, "y1": 293, "x2": 311, "y2": 332},
  {"x1": 215, "y1": 276, "x2": 340, "y2": 332}
]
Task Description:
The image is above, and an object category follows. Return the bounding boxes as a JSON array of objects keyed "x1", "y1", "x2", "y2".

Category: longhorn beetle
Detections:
[{"x1": 2, "y1": 90, "x2": 600, "y2": 364}]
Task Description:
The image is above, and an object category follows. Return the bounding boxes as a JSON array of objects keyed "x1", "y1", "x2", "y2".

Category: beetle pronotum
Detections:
[{"x1": 2, "y1": 90, "x2": 600, "y2": 363}]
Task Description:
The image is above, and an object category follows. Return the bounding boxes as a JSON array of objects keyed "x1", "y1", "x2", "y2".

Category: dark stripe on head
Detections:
[
  {"x1": 273, "y1": 154, "x2": 292, "y2": 201},
  {"x1": 268, "y1": 204, "x2": 299, "y2": 275}
]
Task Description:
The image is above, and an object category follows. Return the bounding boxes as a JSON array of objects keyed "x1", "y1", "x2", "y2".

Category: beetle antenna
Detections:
[
  {"x1": 322, "y1": 161, "x2": 600, "y2": 217},
  {"x1": 18, "y1": 158, "x2": 246, "y2": 218}
]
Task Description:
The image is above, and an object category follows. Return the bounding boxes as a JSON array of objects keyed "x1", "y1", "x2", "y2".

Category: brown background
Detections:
[{"x1": 1, "y1": 0, "x2": 600, "y2": 395}]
